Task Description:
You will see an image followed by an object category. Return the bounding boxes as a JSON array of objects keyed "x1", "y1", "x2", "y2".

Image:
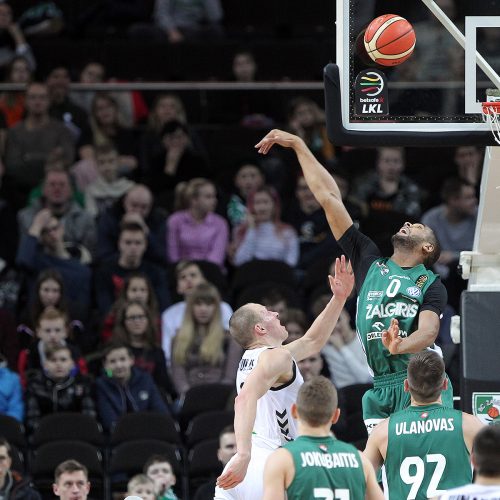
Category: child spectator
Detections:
[
  {"x1": 25, "y1": 345, "x2": 95, "y2": 433},
  {"x1": 144, "y1": 455, "x2": 179, "y2": 500},
  {"x1": 170, "y1": 283, "x2": 240, "y2": 397},
  {"x1": 17, "y1": 306, "x2": 87, "y2": 387},
  {"x1": 0, "y1": 352, "x2": 23, "y2": 422},
  {"x1": 84, "y1": 144, "x2": 135, "y2": 218},
  {"x1": 95, "y1": 342, "x2": 169, "y2": 432},
  {"x1": 231, "y1": 186, "x2": 299, "y2": 267},
  {"x1": 101, "y1": 272, "x2": 160, "y2": 343},
  {"x1": 161, "y1": 261, "x2": 232, "y2": 364},
  {"x1": 167, "y1": 178, "x2": 229, "y2": 270},
  {"x1": 127, "y1": 474, "x2": 156, "y2": 500},
  {"x1": 113, "y1": 300, "x2": 176, "y2": 400}
]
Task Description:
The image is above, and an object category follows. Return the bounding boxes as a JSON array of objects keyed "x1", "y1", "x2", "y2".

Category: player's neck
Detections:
[
  {"x1": 410, "y1": 396, "x2": 442, "y2": 406},
  {"x1": 475, "y1": 475, "x2": 500, "y2": 486},
  {"x1": 298, "y1": 421, "x2": 332, "y2": 437},
  {"x1": 390, "y1": 250, "x2": 422, "y2": 268}
]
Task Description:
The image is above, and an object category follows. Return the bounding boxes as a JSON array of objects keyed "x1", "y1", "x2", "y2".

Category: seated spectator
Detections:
[
  {"x1": 95, "y1": 342, "x2": 169, "y2": 432},
  {"x1": 422, "y1": 177, "x2": 478, "y2": 310},
  {"x1": 225, "y1": 162, "x2": 265, "y2": 228},
  {"x1": 321, "y1": 308, "x2": 373, "y2": 389},
  {"x1": 287, "y1": 96, "x2": 335, "y2": 163},
  {"x1": 16, "y1": 210, "x2": 92, "y2": 310},
  {"x1": 454, "y1": 145, "x2": 483, "y2": 192},
  {"x1": 231, "y1": 186, "x2": 299, "y2": 267},
  {"x1": 113, "y1": 300, "x2": 176, "y2": 400},
  {"x1": 69, "y1": 61, "x2": 106, "y2": 115},
  {"x1": 296, "y1": 351, "x2": 331, "y2": 381},
  {"x1": 167, "y1": 178, "x2": 229, "y2": 270},
  {"x1": 0, "y1": 437, "x2": 41, "y2": 499},
  {"x1": 0, "y1": 56, "x2": 32, "y2": 128},
  {"x1": 96, "y1": 184, "x2": 166, "y2": 265},
  {"x1": 145, "y1": 120, "x2": 211, "y2": 212},
  {"x1": 94, "y1": 221, "x2": 170, "y2": 315},
  {"x1": 4, "y1": 82, "x2": 75, "y2": 207},
  {"x1": 46, "y1": 65, "x2": 89, "y2": 142},
  {"x1": 161, "y1": 261, "x2": 233, "y2": 364},
  {"x1": 153, "y1": 0, "x2": 224, "y2": 43},
  {"x1": 261, "y1": 287, "x2": 290, "y2": 323},
  {"x1": 144, "y1": 454, "x2": 179, "y2": 500},
  {"x1": 170, "y1": 283, "x2": 241, "y2": 397},
  {"x1": 283, "y1": 174, "x2": 341, "y2": 269},
  {"x1": 192, "y1": 426, "x2": 236, "y2": 500},
  {"x1": 282, "y1": 307, "x2": 308, "y2": 343},
  {"x1": 18, "y1": 167, "x2": 97, "y2": 255},
  {"x1": 0, "y1": 2, "x2": 36, "y2": 75},
  {"x1": 52, "y1": 460, "x2": 90, "y2": 500},
  {"x1": 17, "y1": 307, "x2": 87, "y2": 387},
  {"x1": 101, "y1": 272, "x2": 160, "y2": 344},
  {"x1": 84, "y1": 144, "x2": 135, "y2": 218},
  {"x1": 127, "y1": 474, "x2": 156, "y2": 500},
  {"x1": 25, "y1": 345, "x2": 96, "y2": 433},
  {"x1": 0, "y1": 352, "x2": 23, "y2": 422}
]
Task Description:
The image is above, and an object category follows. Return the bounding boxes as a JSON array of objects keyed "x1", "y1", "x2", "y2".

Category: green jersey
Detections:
[
  {"x1": 386, "y1": 404, "x2": 471, "y2": 500},
  {"x1": 356, "y1": 258, "x2": 438, "y2": 377},
  {"x1": 285, "y1": 435, "x2": 366, "y2": 500}
]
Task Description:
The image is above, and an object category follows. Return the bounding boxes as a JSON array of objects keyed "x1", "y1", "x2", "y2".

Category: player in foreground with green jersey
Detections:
[
  {"x1": 263, "y1": 376, "x2": 384, "y2": 500},
  {"x1": 364, "y1": 351, "x2": 484, "y2": 500}
]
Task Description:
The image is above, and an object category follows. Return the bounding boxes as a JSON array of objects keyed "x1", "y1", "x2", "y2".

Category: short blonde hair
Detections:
[{"x1": 127, "y1": 473, "x2": 155, "y2": 493}]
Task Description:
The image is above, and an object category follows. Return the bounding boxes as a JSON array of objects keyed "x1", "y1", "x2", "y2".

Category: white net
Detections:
[{"x1": 482, "y1": 101, "x2": 500, "y2": 145}]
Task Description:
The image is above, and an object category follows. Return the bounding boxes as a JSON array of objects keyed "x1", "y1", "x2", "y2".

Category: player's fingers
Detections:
[
  {"x1": 334, "y1": 256, "x2": 340, "y2": 277},
  {"x1": 340, "y1": 254, "x2": 346, "y2": 272}
]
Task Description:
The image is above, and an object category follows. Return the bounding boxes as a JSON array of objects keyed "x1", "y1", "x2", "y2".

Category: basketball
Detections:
[{"x1": 363, "y1": 14, "x2": 416, "y2": 66}]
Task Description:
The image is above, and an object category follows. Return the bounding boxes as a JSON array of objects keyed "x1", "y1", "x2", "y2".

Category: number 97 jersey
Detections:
[{"x1": 385, "y1": 404, "x2": 472, "y2": 500}]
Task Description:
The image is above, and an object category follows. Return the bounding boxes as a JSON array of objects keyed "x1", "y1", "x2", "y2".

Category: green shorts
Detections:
[{"x1": 362, "y1": 370, "x2": 454, "y2": 433}]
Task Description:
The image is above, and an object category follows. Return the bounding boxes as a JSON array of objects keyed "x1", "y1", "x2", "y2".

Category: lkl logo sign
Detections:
[{"x1": 354, "y1": 69, "x2": 389, "y2": 116}]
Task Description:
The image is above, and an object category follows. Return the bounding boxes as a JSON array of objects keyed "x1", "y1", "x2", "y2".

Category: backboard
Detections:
[{"x1": 328, "y1": 0, "x2": 500, "y2": 145}]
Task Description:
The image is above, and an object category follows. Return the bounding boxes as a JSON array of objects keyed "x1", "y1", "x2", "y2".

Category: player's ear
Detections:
[
  {"x1": 442, "y1": 377, "x2": 448, "y2": 391},
  {"x1": 332, "y1": 408, "x2": 341, "y2": 425},
  {"x1": 254, "y1": 323, "x2": 266, "y2": 336},
  {"x1": 403, "y1": 379, "x2": 410, "y2": 393},
  {"x1": 422, "y1": 242, "x2": 434, "y2": 254},
  {"x1": 291, "y1": 403, "x2": 298, "y2": 419}
]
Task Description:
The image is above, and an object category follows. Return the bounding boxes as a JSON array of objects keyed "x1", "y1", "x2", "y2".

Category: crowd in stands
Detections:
[{"x1": 0, "y1": 0, "x2": 484, "y2": 498}]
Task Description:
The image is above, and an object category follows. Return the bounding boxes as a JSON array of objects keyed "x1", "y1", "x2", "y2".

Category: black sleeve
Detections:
[
  {"x1": 337, "y1": 225, "x2": 382, "y2": 292},
  {"x1": 421, "y1": 278, "x2": 448, "y2": 317}
]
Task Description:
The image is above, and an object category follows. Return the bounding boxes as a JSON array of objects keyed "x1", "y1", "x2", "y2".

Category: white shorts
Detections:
[{"x1": 214, "y1": 445, "x2": 274, "y2": 500}]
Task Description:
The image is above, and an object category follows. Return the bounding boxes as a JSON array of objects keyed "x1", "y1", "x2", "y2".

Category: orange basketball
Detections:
[{"x1": 364, "y1": 14, "x2": 416, "y2": 66}]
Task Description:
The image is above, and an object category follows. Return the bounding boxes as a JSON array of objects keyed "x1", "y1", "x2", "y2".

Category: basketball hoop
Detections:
[{"x1": 482, "y1": 101, "x2": 500, "y2": 145}]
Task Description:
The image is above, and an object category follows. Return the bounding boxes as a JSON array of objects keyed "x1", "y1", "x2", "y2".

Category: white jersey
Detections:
[
  {"x1": 236, "y1": 346, "x2": 304, "y2": 450},
  {"x1": 439, "y1": 483, "x2": 500, "y2": 499}
]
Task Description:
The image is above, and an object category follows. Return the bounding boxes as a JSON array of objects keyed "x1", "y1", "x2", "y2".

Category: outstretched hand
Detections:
[
  {"x1": 381, "y1": 318, "x2": 402, "y2": 354},
  {"x1": 255, "y1": 129, "x2": 303, "y2": 155},
  {"x1": 216, "y1": 452, "x2": 251, "y2": 490},
  {"x1": 328, "y1": 255, "x2": 354, "y2": 302}
]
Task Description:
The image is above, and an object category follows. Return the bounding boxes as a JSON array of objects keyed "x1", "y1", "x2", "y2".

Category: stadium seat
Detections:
[{"x1": 184, "y1": 410, "x2": 234, "y2": 448}]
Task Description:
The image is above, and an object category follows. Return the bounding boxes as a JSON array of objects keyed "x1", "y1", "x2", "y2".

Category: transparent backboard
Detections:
[{"x1": 337, "y1": 0, "x2": 500, "y2": 133}]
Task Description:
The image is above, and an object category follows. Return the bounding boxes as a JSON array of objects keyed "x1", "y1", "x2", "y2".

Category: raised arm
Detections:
[
  {"x1": 285, "y1": 255, "x2": 354, "y2": 361},
  {"x1": 216, "y1": 348, "x2": 293, "y2": 490},
  {"x1": 256, "y1": 129, "x2": 353, "y2": 240}
]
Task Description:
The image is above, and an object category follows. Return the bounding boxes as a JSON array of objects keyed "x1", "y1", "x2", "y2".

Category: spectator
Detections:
[
  {"x1": 161, "y1": 261, "x2": 233, "y2": 364},
  {"x1": 101, "y1": 272, "x2": 160, "y2": 344},
  {"x1": 69, "y1": 61, "x2": 105, "y2": 115},
  {"x1": 231, "y1": 186, "x2": 299, "y2": 267},
  {"x1": 232, "y1": 50, "x2": 257, "y2": 82},
  {"x1": 113, "y1": 300, "x2": 176, "y2": 400},
  {"x1": 261, "y1": 288, "x2": 290, "y2": 324},
  {"x1": 226, "y1": 162, "x2": 265, "y2": 228},
  {"x1": 321, "y1": 308, "x2": 373, "y2": 389},
  {"x1": 0, "y1": 310, "x2": 18, "y2": 369},
  {"x1": 4, "y1": 82, "x2": 75, "y2": 206},
  {"x1": 0, "y1": 353, "x2": 23, "y2": 422},
  {"x1": 18, "y1": 168, "x2": 97, "y2": 254},
  {"x1": 144, "y1": 455, "x2": 179, "y2": 500},
  {"x1": 170, "y1": 283, "x2": 240, "y2": 396},
  {"x1": 17, "y1": 306, "x2": 87, "y2": 387},
  {"x1": 282, "y1": 307, "x2": 308, "y2": 343},
  {"x1": 0, "y1": 56, "x2": 32, "y2": 128},
  {"x1": 94, "y1": 221, "x2": 170, "y2": 315},
  {"x1": 296, "y1": 351, "x2": 331, "y2": 381},
  {"x1": 96, "y1": 184, "x2": 167, "y2": 265},
  {"x1": 454, "y1": 145, "x2": 483, "y2": 190},
  {"x1": 145, "y1": 119, "x2": 211, "y2": 212},
  {"x1": 25, "y1": 345, "x2": 96, "y2": 433},
  {"x1": 95, "y1": 342, "x2": 169, "y2": 432},
  {"x1": 153, "y1": 0, "x2": 224, "y2": 43},
  {"x1": 46, "y1": 65, "x2": 89, "y2": 141},
  {"x1": 0, "y1": 2, "x2": 36, "y2": 75},
  {"x1": 84, "y1": 144, "x2": 135, "y2": 218},
  {"x1": 167, "y1": 178, "x2": 229, "y2": 269},
  {"x1": 52, "y1": 460, "x2": 90, "y2": 500},
  {"x1": 192, "y1": 426, "x2": 236, "y2": 500},
  {"x1": 16, "y1": 209, "x2": 92, "y2": 310},
  {"x1": 127, "y1": 474, "x2": 156, "y2": 500},
  {"x1": 0, "y1": 437, "x2": 41, "y2": 499},
  {"x1": 422, "y1": 177, "x2": 478, "y2": 310}
]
